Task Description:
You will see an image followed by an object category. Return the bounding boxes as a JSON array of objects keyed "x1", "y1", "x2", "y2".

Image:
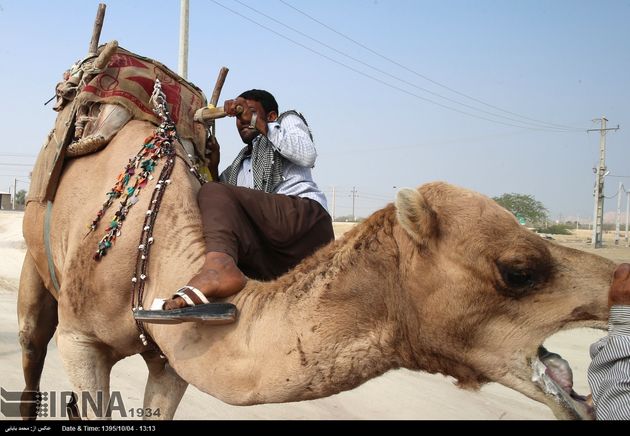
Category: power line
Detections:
[
  {"x1": 210, "y1": 0, "x2": 581, "y2": 132},
  {"x1": 279, "y1": 0, "x2": 583, "y2": 132},
  {"x1": 360, "y1": 193, "x2": 393, "y2": 201},
  {"x1": 603, "y1": 180, "x2": 626, "y2": 199},
  {"x1": 234, "y1": 0, "x2": 578, "y2": 132},
  {"x1": 334, "y1": 129, "x2": 554, "y2": 154}
]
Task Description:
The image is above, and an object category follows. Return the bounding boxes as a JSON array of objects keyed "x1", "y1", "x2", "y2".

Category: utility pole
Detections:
[
  {"x1": 178, "y1": 0, "x2": 189, "y2": 79},
  {"x1": 331, "y1": 186, "x2": 336, "y2": 221},
  {"x1": 588, "y1": 117, "x2": 620, "y2": 248},
  {"x1": 12, "y1": 178, "x2": 16, "y2": 210},
  {"x1": 350, "y1": 186, "x2": 358, "y2": 222},
  {"x1": 615, "y1": 182, "x2": 623, "y2": 245}
]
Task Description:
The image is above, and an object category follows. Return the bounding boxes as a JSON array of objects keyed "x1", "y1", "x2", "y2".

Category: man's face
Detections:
[{"x1": 237, "y1": 99, "x2": 267, "y2": 144}]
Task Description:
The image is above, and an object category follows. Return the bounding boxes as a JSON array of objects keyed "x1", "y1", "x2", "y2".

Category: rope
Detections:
[
  {"x1": 132, "y1": 143, "x2": 176, "y2": 350},
  {"x1": 88, "y1": 79, "x2": 207, "y2": 355}
]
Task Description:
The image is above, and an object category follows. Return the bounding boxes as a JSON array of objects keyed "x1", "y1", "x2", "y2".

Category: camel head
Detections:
[{"x1": 393, "y1": 182, "x2": 614, "y2": 419}]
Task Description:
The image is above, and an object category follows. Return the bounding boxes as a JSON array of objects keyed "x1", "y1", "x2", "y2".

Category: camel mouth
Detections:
[{"x1": 531, "y1": 345, "x2": 594, "y2": 420}]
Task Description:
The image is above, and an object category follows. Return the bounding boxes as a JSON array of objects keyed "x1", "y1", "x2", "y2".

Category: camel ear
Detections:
[{"x1": 395, "y1": 188, "x2": 437, "y2": 245}]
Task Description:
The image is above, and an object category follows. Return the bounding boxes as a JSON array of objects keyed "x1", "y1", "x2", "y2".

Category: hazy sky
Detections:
[{"x1": 0, "y1": 0, "x2": 628, "y2": 221}]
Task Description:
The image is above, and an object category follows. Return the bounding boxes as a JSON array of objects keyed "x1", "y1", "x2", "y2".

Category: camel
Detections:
[{"x1": 19, "y1": 77, "x2": 616, "y2": 421}]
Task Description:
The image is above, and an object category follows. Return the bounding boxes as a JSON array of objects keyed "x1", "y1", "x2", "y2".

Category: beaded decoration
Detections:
[
  {"x1": 87, "y1": 79, "x2": 209, "y2": 355},
  {"x1": 89, "y1": 79, "x2": 177, "y2": 261}
]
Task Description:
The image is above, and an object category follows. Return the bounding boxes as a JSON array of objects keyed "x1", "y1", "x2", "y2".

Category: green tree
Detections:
[
  {"x1": 15, "y1": 189, "x2": 26, "y2": 206},
  {"x1": 492, "y1": 193, "x2": 548, "y2": 226}
]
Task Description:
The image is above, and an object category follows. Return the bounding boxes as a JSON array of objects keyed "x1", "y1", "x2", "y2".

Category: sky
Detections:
[{"x1": 0, "y1": 0, "x2": 628, "y2": 221}]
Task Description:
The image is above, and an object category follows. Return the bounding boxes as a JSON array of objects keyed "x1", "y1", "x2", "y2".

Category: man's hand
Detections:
[
  {"x1": 224, "y1": 96, "x2": 268, "y2": 138},
  {"x1": 207, "y1": 135, "x2": 220, "y2": 182},
  {"x1": 224, "y1": 97, "x2": 251, "y2": 122},
  {"x1": 609, "y1": 263, "x2": 630, "y2": 306}
]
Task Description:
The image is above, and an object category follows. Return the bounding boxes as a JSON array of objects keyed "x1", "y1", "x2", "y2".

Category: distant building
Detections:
[{"x1": 0, "y1": 191, "x2": 12, "y2": 210}]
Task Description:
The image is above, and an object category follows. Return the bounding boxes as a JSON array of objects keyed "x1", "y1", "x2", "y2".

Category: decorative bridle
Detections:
[{"x1": 89, "y1": 79, "x2": 206, "y2": 352}]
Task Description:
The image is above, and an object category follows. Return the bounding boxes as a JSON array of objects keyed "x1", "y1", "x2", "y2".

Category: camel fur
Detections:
[{"x1": 19, "y1": 117, "x2": 615, "y2": 420}]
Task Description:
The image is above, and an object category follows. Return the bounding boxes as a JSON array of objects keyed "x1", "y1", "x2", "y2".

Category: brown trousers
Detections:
[{"x1": 198, "y1": 182, "x2": 334, "y2": 281}]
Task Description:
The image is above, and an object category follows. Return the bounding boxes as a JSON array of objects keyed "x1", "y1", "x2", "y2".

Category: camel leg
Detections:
[
  {"x1": 141, "y1": 351, "x2": 188, "y2": 420},
  {"x1": 17, "y1": 251, "x2": 58, "y2": 420},
  {"x1": 56, "y1": 332, "x2": 116, "y2": 419}
]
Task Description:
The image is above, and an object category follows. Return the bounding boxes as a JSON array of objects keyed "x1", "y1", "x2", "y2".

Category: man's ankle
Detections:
[{"x1": 204, "y1": 251, "x2": 237, "y2": 266}]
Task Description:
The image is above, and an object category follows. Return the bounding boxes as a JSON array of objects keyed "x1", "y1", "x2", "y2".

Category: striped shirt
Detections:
[
  {"x1": 588, "y1": 305, "x2": 630, "y2": 420},
  {"x1": 231, "y1": 112, "x2": 328, "y2": 211}
]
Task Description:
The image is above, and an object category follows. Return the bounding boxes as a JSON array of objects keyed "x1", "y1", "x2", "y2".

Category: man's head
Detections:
[{"x1": 236, "y1": 89, "x2": 278, "y2": 144}]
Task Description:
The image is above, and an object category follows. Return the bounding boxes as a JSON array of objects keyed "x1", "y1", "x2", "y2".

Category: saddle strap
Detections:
[{"x1": 44, "y1": 201, "x2": 61, "y2": 293}]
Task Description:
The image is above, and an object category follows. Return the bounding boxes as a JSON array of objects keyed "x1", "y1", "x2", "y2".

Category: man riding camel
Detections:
[{"x1": 153, "y1": 89, "x2": 334, "y2": 314}]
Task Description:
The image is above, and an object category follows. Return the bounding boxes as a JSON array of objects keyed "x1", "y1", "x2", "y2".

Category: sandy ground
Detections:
[
  {"x1": 546, "y1": 228, "x2": 630, "y2": 265},
  {"x1": 0, "y1": 212, "x2": 621, "y2": 420}
]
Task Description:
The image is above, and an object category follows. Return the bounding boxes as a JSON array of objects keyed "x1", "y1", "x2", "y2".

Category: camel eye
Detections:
[
  {"x1": 502, "y1": 269, "x2": 534, "y2": 288},
  {"x1": 497, "y1": 263, "x2": 541, "y2": 297}
]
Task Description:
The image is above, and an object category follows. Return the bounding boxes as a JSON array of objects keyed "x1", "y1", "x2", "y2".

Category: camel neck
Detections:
[
  {"x1": 153, "y1": 205, "x2": 420, "y2": 405},
  {"x1": 218, "y1": 206, "x2": 417, "y2": 401}
]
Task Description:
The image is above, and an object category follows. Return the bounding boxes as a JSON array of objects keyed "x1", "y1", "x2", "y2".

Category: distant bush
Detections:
[
  {"x1": 334, "y1": 215, "x2": 365, "y2": 223},
  {"x1": 535, "y1": 224, "x2": 572, "y2": 235}
]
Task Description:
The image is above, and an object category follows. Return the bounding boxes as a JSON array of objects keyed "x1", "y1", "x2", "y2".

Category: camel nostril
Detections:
[{"x1": 613, "y1": 263, "x2": 630, "y2": 281}]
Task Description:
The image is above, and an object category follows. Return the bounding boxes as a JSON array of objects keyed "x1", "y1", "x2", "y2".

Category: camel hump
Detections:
[{"x1": 28, "y1": 45, "x2": 209, "y2": 206}]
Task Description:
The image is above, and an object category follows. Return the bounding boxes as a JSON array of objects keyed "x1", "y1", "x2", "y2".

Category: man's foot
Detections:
[
  {"x1": 609, "y1": 263, "x2": 630, "y2": 306},
  {"x1": 163, "y1": 252, "x2": 247, "y2": 310}
]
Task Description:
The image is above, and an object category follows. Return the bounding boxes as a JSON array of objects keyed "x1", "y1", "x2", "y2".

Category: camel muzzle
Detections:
[{"x1": 532, "y1": 346, "x2": 594, "y2": 420}]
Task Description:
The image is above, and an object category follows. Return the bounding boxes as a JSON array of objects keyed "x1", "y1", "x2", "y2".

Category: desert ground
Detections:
[{"x1": 0, "y1": 211, "x2": 626, "y2": 420}]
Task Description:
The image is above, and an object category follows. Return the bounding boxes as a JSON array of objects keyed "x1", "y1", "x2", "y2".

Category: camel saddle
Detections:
[{"x1": 28, "y1": 45, "x2": 209, "y2": 205}]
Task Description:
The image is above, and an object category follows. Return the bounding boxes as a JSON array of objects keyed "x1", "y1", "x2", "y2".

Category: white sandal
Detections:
[{"x1": 172, "y1": 285, "x2": 210, "y2": 306}]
